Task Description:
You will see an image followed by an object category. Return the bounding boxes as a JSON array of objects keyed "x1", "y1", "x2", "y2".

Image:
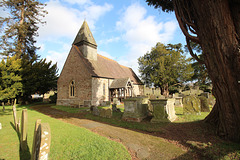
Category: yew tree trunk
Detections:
[{"x1": 175, "y1": 0, "x2": 240, "y2": 141}]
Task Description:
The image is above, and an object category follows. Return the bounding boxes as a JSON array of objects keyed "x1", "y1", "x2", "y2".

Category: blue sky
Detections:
[{"x1": 36, "y1": 0, "x2": 186, "y2": 75}]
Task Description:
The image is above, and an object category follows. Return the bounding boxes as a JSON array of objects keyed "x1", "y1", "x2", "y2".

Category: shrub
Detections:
[{"x1": 49, "y1": 93, "x2": 57, "y2": 103}]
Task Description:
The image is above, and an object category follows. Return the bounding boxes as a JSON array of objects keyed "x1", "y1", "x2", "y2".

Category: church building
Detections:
[{"x1": 57, "y1": 21, "x2": 144, "y2": 106}]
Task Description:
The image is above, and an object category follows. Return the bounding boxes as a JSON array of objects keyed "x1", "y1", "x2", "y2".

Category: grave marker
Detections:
[
  {"x1": 20, "y1": 109, "x2": 28, "y2": 151},
  {"x1": 33, "y1": 123, "x2": 51, "y2": 160},
  {"x1": 12, "y1": 105, "x2": 18, "y2": 131}
]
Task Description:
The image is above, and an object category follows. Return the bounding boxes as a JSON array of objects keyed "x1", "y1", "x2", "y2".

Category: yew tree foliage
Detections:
[
  {"x1": 0, "y1": 56, "x2": 22, "y2": 101},
  {"x1": 138, "y1": 43, "x2": 193, "y2": 96}
]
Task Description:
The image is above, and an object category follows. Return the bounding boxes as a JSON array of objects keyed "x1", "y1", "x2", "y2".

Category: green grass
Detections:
[
  {"x1": 175, "y1": 106, "x2": 209, "y2": 122},
  {"x1": 49, "y1": 104, "x2": 240, "y2": 159},
  {"x1": 0, "y1": 105, "x2": 131, "y2": 160}
]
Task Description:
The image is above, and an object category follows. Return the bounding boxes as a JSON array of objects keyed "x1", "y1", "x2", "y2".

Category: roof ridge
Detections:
[{"x1": 97, "y1": 54, "x2": 117, "y2": 63}]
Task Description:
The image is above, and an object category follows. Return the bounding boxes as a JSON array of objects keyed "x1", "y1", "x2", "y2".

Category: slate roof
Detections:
[
  {"x1": 109, "y1": 78, "x2": 131, "y2": 89},
  {"x1": 73, "y1": 46, "x2": 143, "y2": 85}
]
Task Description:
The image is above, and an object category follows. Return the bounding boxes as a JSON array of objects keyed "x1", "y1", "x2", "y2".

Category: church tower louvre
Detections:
[{"x1": 73, "y1": 20, "x2": 97, "y2": 61}]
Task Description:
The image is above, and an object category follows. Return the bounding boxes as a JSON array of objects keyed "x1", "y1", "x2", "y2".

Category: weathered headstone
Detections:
[
  {"x1": 113, "y1": 98, "x2": 120, "y2": 105},
  {"x1": 31, "y1": 119, "x2": 41, "y2": 160},
  {"x1": 174, "y1": 97, "x2": 183, "y2": 107},
  {"x1": 122, "y1": 97, "x2": 148, "y2": 122},
  {"x1": 0, "y1": 123, "x2": 2, "y2": 130},
  {"x1": 92, "y1": 106, "x2": 100, "y2": 116},
  {"x1": 150, "y1": 99, "x2": 177, "y2": 123},
  {"x1": 20, "y1": 109, "x2": 28, "y2": 151},
  {"x1": 199, "y1": 96, "x2": 210, "y2": 112},
  {"x1": 183, "y1": 95, "x2": 201, "y2": 115},
  {"x1": 99, "y1": 108, "x2": 112, "y2": 118},
  {"x1": 33, "y1": 123, "x2": 51, "y2": 160},
  {"x1": 12, "y1": 105, "x2": 18, "y2": 132}
]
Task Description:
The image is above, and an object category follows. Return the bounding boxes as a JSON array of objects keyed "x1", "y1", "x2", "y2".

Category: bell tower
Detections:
[{"x1": 73, "y1": 20, "x2": 97, "y2": 61}]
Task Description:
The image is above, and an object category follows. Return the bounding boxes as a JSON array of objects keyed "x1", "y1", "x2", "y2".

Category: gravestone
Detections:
[
  {"x1": 92, "y1": 106, "x2": 100, "y2": 116},
  {"x1": 122, "y1": 97, "x2": 148, "y2": 122},
  {"x1": 12, "y1": 105, "x2": 18, "y2": 131},
  {"x1": 199, "y1": 96, "x2": 210, "y2": 112},
  {"x1": 20, "y1": 109, "x2": 28, "y2": 151},
  {"x1": 113, "y1": 98, "x2": 120, "y2": 105},
  {"x1": 99, "y1": 108, "x2": 112, "y2": 118},
  {"x1": 150, "y1": 98, "x2": 177, "y2": 123},
  {"x1": 31, "y1": 119, "x2": 41, "y2": 160},
  {"x1": 174, "y1": 97, "x2": 183, "y2": 107},
  {"x1": 33, "y1": 123, "x2": 51, "y2": 160},
  {"x1": 0, "y1": 123, "x2": 2, "y2": 130},
  {"x1": 183, "y1": 95, "x2": 201, "y2": 115}
]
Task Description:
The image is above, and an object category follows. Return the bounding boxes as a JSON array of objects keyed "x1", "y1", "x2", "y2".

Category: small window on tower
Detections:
[{"x1": 70, "y1": 81, "x2": 75, "y2": 97}]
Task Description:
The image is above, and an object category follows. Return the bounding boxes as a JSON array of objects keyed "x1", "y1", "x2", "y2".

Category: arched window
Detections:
[{"x1": 70, "y1": 81, "x2": 75, "y2": 97}]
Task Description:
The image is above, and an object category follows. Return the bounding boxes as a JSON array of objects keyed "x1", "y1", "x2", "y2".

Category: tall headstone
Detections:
[
  {"x1": 150, "y1": 99, "x2": 177, "y2": 123},
  {"x1": 122, "y1": 97, "x2": 148, "y2": 122},
  {"x1": 34, "y1": 123, "x2": 51, "y2": 160},
  {"x1": 12, "y1": 105, "x2": 18, "y2": 131},
  {"x1": 31, "y1": 119, "x2": 41, "y2": 160},
  {"x1": 199, "y1": 96, "x2": 210, "y2": 112},
  {"x1": 183, "y1": 95, "x2": 201, "y2": 115},
  {"x1": 20, "y1": 109, "x2": 28, "y2": 151}
]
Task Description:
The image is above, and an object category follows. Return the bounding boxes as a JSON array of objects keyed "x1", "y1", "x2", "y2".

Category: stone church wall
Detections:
[
  {"x1": 57, "y1": 46, "x2": 92, "y2": 107},
  {"x1": 92, "y1": 77, "x2": 110, "y2": 106}
]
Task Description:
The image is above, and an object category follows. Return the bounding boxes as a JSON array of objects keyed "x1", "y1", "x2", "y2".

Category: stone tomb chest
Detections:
[
  {"x1": 150, "y1": 98, "x2": 177, "y2": 123},
  {"x1": 122, "y1": 97, "x2": 148, "y2": 122}
]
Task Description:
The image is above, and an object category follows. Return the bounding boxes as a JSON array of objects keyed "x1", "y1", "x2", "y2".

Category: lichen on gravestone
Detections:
[
  {"x1": 183, "y1": 95, "x2": 201, "y2": 115},
  {"x1": 199, "y1": 96, "x2": 210, "y2": 112}
]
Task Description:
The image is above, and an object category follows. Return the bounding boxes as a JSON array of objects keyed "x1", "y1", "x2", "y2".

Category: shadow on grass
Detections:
[
  {"x1": 10, "y1": 120, "x2": 31, "y2": 160},
  {"x1": 30, "y1": 104, "x2": 240, "y2": 160}
]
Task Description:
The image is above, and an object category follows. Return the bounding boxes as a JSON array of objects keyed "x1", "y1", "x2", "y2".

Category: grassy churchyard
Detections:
[
  {"x1": 1, "y1": 102, "x2": 240, "y2": 159},
  {"x1": 50, "y1": 103, "x2": 240, "y2": 159},
  {"x1": 0, "y1": 104, "x2": 131, "y2": 160}
]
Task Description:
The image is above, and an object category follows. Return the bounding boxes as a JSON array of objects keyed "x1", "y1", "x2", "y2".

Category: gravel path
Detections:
[{"x1": 31, "y1": 104, "x2": 190, "y2": 160}]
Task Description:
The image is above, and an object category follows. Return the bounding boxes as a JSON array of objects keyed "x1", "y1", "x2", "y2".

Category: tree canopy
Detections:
[
  {"x1": 0, "y1": 56, "x2": 22, "y2": 102},
  {"x1": 0, "y1": 0, "x2": 58, "y2": 103},
  {"x1": 138, "y1": 42, "x2": 193, "y2": 96}
]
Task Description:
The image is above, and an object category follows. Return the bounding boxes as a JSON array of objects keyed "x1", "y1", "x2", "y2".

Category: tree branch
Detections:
[
  {"x1": 174, "y1": 0, "x2": 200, "y2": 43},
  {"x1": 186, "y1": 37, "x2": 205, "y2": 64}
]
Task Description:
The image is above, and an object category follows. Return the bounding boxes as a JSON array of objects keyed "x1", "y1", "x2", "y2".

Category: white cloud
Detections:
[
  {"x1": 62, "y1": 0, "x2": 91, "y2": 5},
  {"x1": 116, "y1": 3, "x2": 178, "y2": 75},
  {"x1": 99, "y1": 37, "x2": 120, "y2": 45},
  {"x1": 38, "y1": 0, "x2": 113, "y2": 41},
  {"x1": 98, "y1": 50, "x2": 115, "y2": 60},
  {"x1": 37, "y1": 0, "x2": 113, "y2": 72}
]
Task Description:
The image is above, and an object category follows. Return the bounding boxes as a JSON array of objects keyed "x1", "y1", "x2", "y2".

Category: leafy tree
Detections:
[
  {"x1": 146, "y1": 0, "x2": 240, "y2": 141},
  {"x1": 0, "y1": 56, "x2": 22, "y2": 104},
  {"x1": 138, "y1": 42, "x2": 193, "y2": 97}
]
